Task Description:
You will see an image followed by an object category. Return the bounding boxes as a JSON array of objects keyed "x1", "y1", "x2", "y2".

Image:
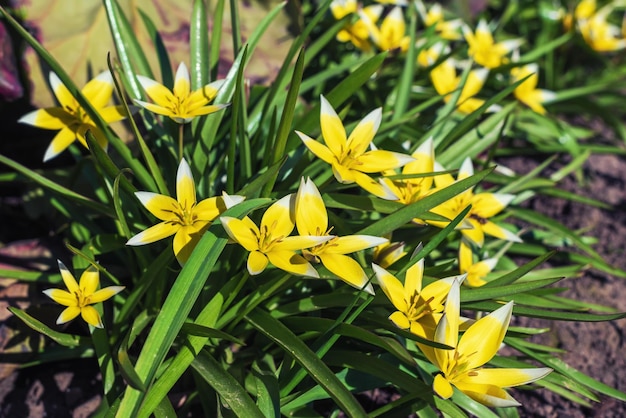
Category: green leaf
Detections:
[
  {"x1": 245, "y1": 308, "x2": 368, "y2": 416},
  {"x1": 190, "y1": 349, "x2": 265, "y2": 417},
  {"x1": 180, "y1": 323, "x2": 244, "y2": 345},
  {"x1": 8, "y1": 307, "x2": 88, "y2": 348}
]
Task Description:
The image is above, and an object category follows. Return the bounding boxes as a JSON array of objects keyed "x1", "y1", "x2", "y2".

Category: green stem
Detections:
[{"x1": 179, "y1": 124, "x2": 184, "y2": 161}]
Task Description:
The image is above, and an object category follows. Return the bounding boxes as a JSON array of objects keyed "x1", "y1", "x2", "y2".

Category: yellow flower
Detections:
[
  {"x1": 135, "y1": 62, "x2": 227, "y2": 123},
  {"x1": 296, "y1": 95, "x2": 413, "y2": 199},
  {"x1": 382, "y1": 137, "x2": 435, "y2": 205},
  {"x1": 295, "y1": 177, "x2": 387, "y2": 294},
  {"x1": 463, "y1": 20, "x2": 522, "y2": 68},
  {"x1": 428, "y1": 158, "x2": 521, "y2": 247},
  {"x1": 578, "y1": 6, "x2": 626, "y2": 52},
  {"x1": 331, "y1": 0, "x2": 382, "y2": 52},
  {"x1": 373, "y1": 258, "x2": 465, "y2": 339},
  {"x1": 18, "y1": 71, "x2": 125, "y2": 162},
  {"x1": 511, "y1": 63, "x2": 556, "y2": 115},
  {"x1": 421, "y1": 280, "x2": 552, "y2": 406},
  {"x1": 459, "y1": 241, "x2": 499, "y2": 287},
  {"x1": 430, "y1": 59, "x2": 491, "y2": 114},
  {"x1": 126, "y1": 158, "x2": 244, "y2": 265},
  {"x1": 221, "y1": 195, "x2": 332, "y2": 276},
  {"x1": 416, "y1": 41, "x2": 449, "y2": 67},
  {"x1": 372, "y1": 234, "x2": 407, "y2": 268},
  {"x1": 43, "y1": 261, "x2": 124, "y2": 328},
  {"x1": 415, "y1": 1, "x2": 463, "y2": 40},
  {"x1": 361, "y1": 6, "x2": 411, "y2": 52}
]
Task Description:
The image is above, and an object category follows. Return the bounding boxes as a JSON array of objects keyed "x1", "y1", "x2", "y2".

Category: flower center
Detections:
[
  {"x1": 405, "y1": 291, "x2": 435, "y2": 322},
  {"x1": 258, "y1": 221, "x2": 285, "y2": 253},
  {"x1": 74, "y1": 288, "x2": 91, "y2": 308}
]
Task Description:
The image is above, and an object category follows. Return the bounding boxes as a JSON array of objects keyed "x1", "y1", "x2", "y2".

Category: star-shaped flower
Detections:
[
  {"x1": 430, "y1": 59, "x2": 491, "y2": 114},
  {"x1": 134, "y1": 62, "x2": 227, "y2": 123},
  {"x1": 420, "y1": 279, "x2": 552, "y2": 407},
  {"x1": 19, "y1": 71, "x2": 125, "y2": 162},
  {"x1": 43, "y1": 261, "x2": 124, "y2": 328},
  {"x1": 221, "y1": 194, "x2": 332, "y2": 276},
  {"x1": 416, "y1": 1, "x2": 463, "y2": 40},
  {"x1": 296, "y1": 95, "x2": 413, "y2": 199},
  {"x1": 361, "y1": 6, "x2": 410, "y2": 52},
  {"x1": 331, "y1": 0, "x2": 382, "y2": 52},
  {"x1": 373, "y1": 258, "x2": 465, "y2": 339},
  {"x1": 463, "y1": 20, "x2": 522, "y2": 69},
  {"x1": 126, "y1": 158, "x2": 244, "y2": 265},
  {"x1": 510, "y1": 63, "x2": 556, "y2": 115},
  {"x1": 428, "y1": 158, "x2": 521, "y2": 247},
  {"x1": 382, "y1": 137, "x2": 435, "y2": 205},
  {"x1": 295, "y1": 177, "x2": 387, "y2": 294}
]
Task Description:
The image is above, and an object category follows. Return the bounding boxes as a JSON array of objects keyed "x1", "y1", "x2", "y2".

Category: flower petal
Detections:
[
  {"x1": 373, "y1": 264, "x2": 408, "y2": 312},
  {"x1": 57, "y1": 306, "x2": 81, "y2": 324},
  {"x1": 464, "y1": 367, "x2": 552, "y2": 388},
  {"x1": 404, "y1": 258, "x2": 424, "y2": 296},
  {"x1": 328, "y1": 235, "x2": 387, "y2": 254},
  {"x1": 44, "y1": 128, "x2": 77, "y2": 162},
  {"x1": 319, "y1": 253, "x2": 373, "y2": 294},
  {"x1": 352, "y1": 171, "x2": 399, "y2": 200},
  {"x1": 220, "y1": 216, "x2": 260, "y2": 251},
  {"x1": 42, "y1": 288, "x2": 76, "y2": 307},
  {"x1": 49, "y1": 72, "x2": 75, "y2": 108},
  {"x1": 136, "y1": 76, "x2": 176, "y2": 106},
  {"x1": 176, "y1": 158, "x2": 197, "y2": 209},
  {"x1": 433, "y1": 374, "x2": 454, "y2": 399},
  {"x1": 471, "y1": 192, "x2": 514, "y2": 218},
  {"x1": 295, "y1": 177, "x2": 328, "y2": 236},
  {"x1": 458, "y1": 301, "x2": 513, "y2": 370},
  {"x1": 267, "y1": 250, "x2": 319, "y2": 277},
  {"x1": 126, "y1": 222, "x2": 180, "y2": 246},
  {"x1": 173, "y1": 225, "x2": 205, "y2": 265},
  {"x1": 57, "y1": 260, "x2": 79, "y2": 294},
  {"x1": 356, "y1": 150, "x2": 414, "y2": 172},
  {"x1": 173, "y1": 62, "x2": 191, "y2": 98},
  {"x1": 261, "y1": 195, "x2": 295, "y2": 237},
  {"x1": 297, "y1": 131, "x2": 335, "y2": 164},
  {"x1": 18, "y1": 107, "x2": 70, "y2": 130},
  {"x1": 481, "y1": 220, "x2": 522, "y2": 242},
  {"x1": 82, "y1": 71, "x2": 114, "y2": 109},
  {"x1": 134, "y1": 192, "x2": 180, "y2": 222},
  {"x1": 274, "y1": 235, "x2": 334, "y2": 251},
  {"x1": 319, "y1": 95, "x2": 347, "y2": 156},
  {"x1": 345, "y1": 107, "x2": 382, "y2": 156},
  {"x1": 193, "y1": 196, "x2": 225, "y2": 221},
  {"x1": 248, "y1": 251, "x2": 269, "y2": 275},
  {"x1": 81, "y1": 305, "x2": 104, "y2": 328},
  {"x1": 388, "y1": 311, "x2": 410, "y2": 330},
  {"x1": 90, "y1": 286, "x2": 125, "y2": 303},
  {"x1": 99, "y1": 105, "x2": 127, "y2": 124},
  {"x1": 78, "y1": 265, "x2": 100, "y2": 296}
]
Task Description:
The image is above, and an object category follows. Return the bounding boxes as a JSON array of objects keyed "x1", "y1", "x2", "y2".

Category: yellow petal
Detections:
[
  {"x1": 267, "y1": 250, "x2": 318, "y2": 277},
  {"x1": 461, "y1": 220, "x2": 485, "y2": 247},
  {"x1": 274, "y1": 235, "x2": 333, "y2": 251},
  {"x1": 404, "y1": 258, "x2": 424, "y2": 296},
  {"x1": 81, "y1": 305, "x2": 104, "y2": 328},
  {"x1": 173, "y1": 62, "x2": 191, "y2": 99},
  {"x1": 42, "y1": 288, "x2": 76, "y2": 307},
  {"x1": 481, "y1": 220, "x2": 522, "y2": 242},
  {"x1": 248, "y1": 251, "x2": 269, "y2": 275},
  {"x1": 332, "y1": 162, "x2": 356, "y2": 183},
  {"x1": 388, "y1": 311, "x2": 410, "y2": 330},
  {"x1": 297, "y1": 131, "x2": 336, "y2": 164},
  {"x1": 177, "y1": 159, "x2": 197, "y2": 209},
  {"x1": 134, "y1": 99, "x2": 176, "y2": 119},
  {"x1": 452, "y1": 381, "x2": 521, "y2": 407},
  {"x1": 220, "y1": 216, "x2": 260, "y2": 251},
  {"x1": 421, "y1": 276, "x2": 463, "y2": 312},
  {"x1": 345, "y1": 107, "x2": 381, "y2": 156},
  {"x1": 356, "y1": 150, "x2": 414, "y2": 172},
  {"x1": 90, "y1": 286, "x2": 125, "y2": 304},
  {"x1": 463, "y1": 367, "x2": 552, "y2": 388},
  {"x1": 433, "y1": 374, "x2": 454, "y2": 399},
  {"x1": 372, "y1": 264, "x2": 408, "y2": 312},
  {"x1": 82, "y1": 71, "x2": 114, "y2": 109},
  {"x1": 458, "y1": 301, "x2": 513, "y2": 370},
  {"x1": 135, "y1": 192, "x2": 180, "y2": 222},
  {"x1": 136, "y1": 76, "x2": 176, "y2": 106},
  {"x1": 318, "y1": 253, "x2": 373, "y2": 294},
  {"x1": 99, "y1": 105, "x2": 127, "y2": 124},
  {"x1": 49, "y1": 72, "x2": 75, "y2": 108},
  {"x1": 173, "y1": 225, "x2": 206, "y2": 265},
  {"x1": 295, "y1": 177, "x2": 328, "y2": 236},
  {"x1": 194, "y1": 196, "x2": 226, "y2": 221},
  {"x1": 319, "y1": 95, "x2": 347, "y2": 157},
  {"x1": 351, "y1": 171, "x2": 398, "y2": 200},
  {"x1": 44, "y1": 128, "x2": 77, "y2": 162},
  {"x1": 261, "y1": 195, "x2": 295, "y2": 237},
  {"x1": 78, "y1": 265, "x2": 100, "y2": 296},
  {"x1": 126, "y1": 222, "x2": 180, "y2": 246},
  {"x1": 57, "y1": 260, "x2": 79, "y2": 294},
  {"x1": 57, "y1": 306, "x2": 81, "y2": 324},
  {"x1": 18, "y1": 107, "x2": 70, "y2": 130},
  {"x1": 471, "y1": 193, "x2": 513, "y2": 218},
  {"x1": 328, "y1": 235, "x2": 387, "y2": 254}
]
